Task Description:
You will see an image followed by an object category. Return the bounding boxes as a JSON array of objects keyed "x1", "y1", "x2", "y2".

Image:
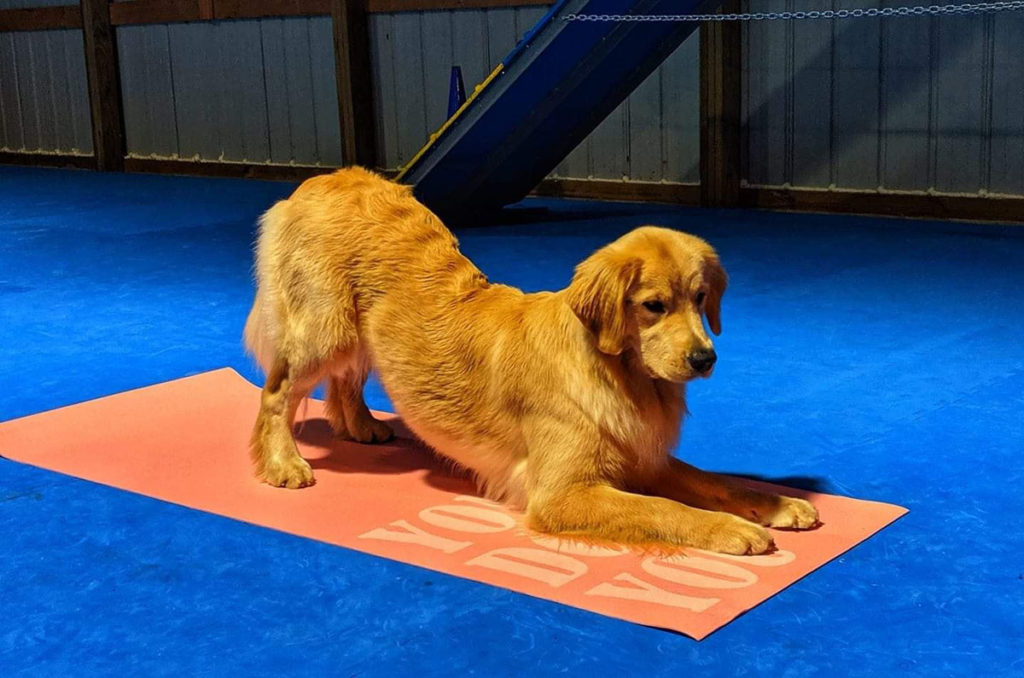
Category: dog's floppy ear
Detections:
[
  {"x1": 702, "y1": 252, "x2": 728, "y2": 336},
  {"x1": 567, "y1": 249, "x2": 641, "y2": 355}
]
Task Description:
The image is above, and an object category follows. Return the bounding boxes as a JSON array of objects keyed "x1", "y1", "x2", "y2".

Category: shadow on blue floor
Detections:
[{"x1": 1, "y1": 166, "x2": 1022, "y2": 676}]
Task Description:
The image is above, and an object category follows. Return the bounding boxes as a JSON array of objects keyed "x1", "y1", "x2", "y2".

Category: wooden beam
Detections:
[
  {"x1": 81, "y1": 0, "x2": 126, "y2": 172},
  {"x1": 741, "y1": 186, "x2": 1024, "y2": 224},
  {"x1": 368, "y1": 0, "x2": 552, "y2": 10},
  {"x1": 215, "y1": 0, "x2": 331, "y2": 21},
  {"x1": 102, "y1": 0, "x2": 551, "y2": 27},
  {"x1": 699, "y1": 0, "x2": 741, "y2": 208},
  {"x1": 109, "y1": 0, "x2": 331, "y2": 25},
  {"x1": 198, "y1": 0, "x2": 216, "y2": 20},
  {"x1": 0, "y1": 151, "x2": 97, "y2": 170},
  {"x1": 332, "y1": 0, "x2": 377, "y2": 167},
  {"x1": 124, "y1": 157, "x2": 333, "y2": 181},
  {"x1": 109, "y1": 0, "x2": 199, "y2": 26},
  {"x1": 533, "y1": 178, "x2": 701, "y2": 206},
  {"x1": 0, "y1": 5, "x2": 81, "y2": 32}
]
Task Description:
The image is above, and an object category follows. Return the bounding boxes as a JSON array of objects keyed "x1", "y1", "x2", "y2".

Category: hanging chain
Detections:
[{"x1": 563, "y1": 1, "x2": 1024, "y2": 21}]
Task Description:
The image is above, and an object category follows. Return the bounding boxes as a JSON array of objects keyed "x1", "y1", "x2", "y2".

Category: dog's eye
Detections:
[
  {"x1": 696, "y1": 291, "x2": 707, "y2": 306},
  {"x1": 642, "y1": 300, "x2": 665, "y2": 314}
]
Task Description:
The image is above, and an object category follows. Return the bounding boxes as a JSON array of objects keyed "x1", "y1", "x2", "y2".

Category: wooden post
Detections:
[
  {"x1": 80, "y1": 0, "x2": 126, "y2": 171},
  {"x1": 699, "y1": 2, "x2": 742, "y2": 207},
  {"x1": 331, "y1": 0, "x2": 378, "y2": 168}
]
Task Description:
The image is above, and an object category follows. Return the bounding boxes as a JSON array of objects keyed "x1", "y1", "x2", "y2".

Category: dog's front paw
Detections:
[
  {"x1": 261, "y1": 455, "x2": 315, "y2": 489},
  {"x1": 346, "y1": 416, "x2": 394, "y2": 444},
  {"x1": 697, "y1": 514, "x2": 775, "y2": 555},
  {"x1": 760, "y1": 496, "x2": 818, "y2": 529}
]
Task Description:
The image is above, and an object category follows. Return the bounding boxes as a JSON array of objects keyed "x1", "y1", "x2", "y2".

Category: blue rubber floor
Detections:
[{"x1": 1, "y1": 166, "x2": 1022, "y2": 676}]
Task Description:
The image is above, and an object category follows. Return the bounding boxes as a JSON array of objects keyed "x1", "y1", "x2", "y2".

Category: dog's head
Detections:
[{"x1": 567, "y1": 226, "x2": 727, "y2": 383}]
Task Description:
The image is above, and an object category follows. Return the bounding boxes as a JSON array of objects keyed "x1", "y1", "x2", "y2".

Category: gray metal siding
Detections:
[
  {"x1": 118, "y1": 24, "x2": 177, "y2": 158},
  {"x1": 369, "y1": 9, "x2": 548, "y2": 170},
  {"x1": 370, "y1": 8, "x2": 702, "y2": 183},
  {"x1": 744, "y1": 5, "x2": 1024, "y2": 196},
  {"x1": 879, "y1": 12, "x2": 929, "y2": 191},
  {"x1": 4, "y1": 3, "x2": 1020, "y2": 197},
  {"x1": 991, "y1": 13, "x2": 1024, "y2": 194},
  {"x1": 0, "y1": 0, "x2": 92, "y2": 155},
  {"x1": 555, "y1": 36, "x2": 701, "y2": 184},
  {"x1": 117, "y1": 17, "x2": 342, "y2": 165}
]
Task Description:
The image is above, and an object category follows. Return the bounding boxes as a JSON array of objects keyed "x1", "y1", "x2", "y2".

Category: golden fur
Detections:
[{"x1": 243, "y1": 168, "x2": 818, "y2": 555}]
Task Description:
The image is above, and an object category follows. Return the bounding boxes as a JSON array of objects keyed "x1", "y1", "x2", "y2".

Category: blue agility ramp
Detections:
[{"x1": 396, "y1": 0, "x2": 716, "y2": 218}]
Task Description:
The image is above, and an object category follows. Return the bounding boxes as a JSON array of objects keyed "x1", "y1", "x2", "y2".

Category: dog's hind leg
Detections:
[
  {"x1": 251, "y1": 356, "x2": 318, "y2": 488},
  {"x1": 325, "y1": 352, "x2": 393, "y2": 444}
]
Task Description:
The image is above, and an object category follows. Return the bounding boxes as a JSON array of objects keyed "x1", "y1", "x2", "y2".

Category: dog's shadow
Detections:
[
  {"x1": 716, "y1": 473, "x2": 831, "y2": 494},
  {"x1": 294, "y1": 417, "x2": 833, "y2": 499},
  {"x1": 293, "y1": 417, "x2": 474, "y2": 494}
]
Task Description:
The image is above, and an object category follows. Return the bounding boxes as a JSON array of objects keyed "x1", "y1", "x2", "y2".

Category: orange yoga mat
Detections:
[{"x1": 0, "y1": 369, "x2": 906, "y2": 639}]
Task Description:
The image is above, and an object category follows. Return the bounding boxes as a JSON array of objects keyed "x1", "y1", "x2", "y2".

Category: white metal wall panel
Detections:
[
  {"x1": 116, "y1": 17, "x2": 341, "y2": 165},
  {"x1": 932, "y1": 15, "x2": 988, "y2": 193},
  {"x1": 370, "y1": 8, "x2": 553, "y2": 171},
  {"x1": 166, "y1": 21, "x2": 220, "y2": 160},
  {"x1": 661, "y1": 35, "x2": 701, "y2": 184},
  {"x1": 744, "y1": 4, "x2": 1024, "y2": 196},
  {"x1": 6, "y1": 4, "x2": 1019, "y2": 195},
  {"x1": 370, "y1": 7, "x2": 701, "y2": 184},
  {"x1": 118, "y1": 24, "x2": 178, "y2": 158},
  {"x1": 790, "y1": 0, "x2": 832, "y2": 187},
  {"x1": 390, "y1": 13, "x2": 428, "y2": 168},
  {"x1": 309, "y1": 17, "x2": 341, "y2": 166},
  {"x1": 990, "y1": 14, "x2": 1024, "y2": 195},
  {"x1": 744, "y1": 0, "x2": 790, "y2": 186},
  {"x1": 370, "y1": 13, "x2": 399, "y2": 170},
  {"x1": 531, "y1": 9, "x2": 701, "y2": 184},
  {"x1": 0, "y1": 0, "x2": 92, "y2": 154},
  {"x1": 879, "y1": 14, "x2": 931, "y2": 191},
  {"x1": 833, "y1": 0, "x2": 882, "y2": 189}
]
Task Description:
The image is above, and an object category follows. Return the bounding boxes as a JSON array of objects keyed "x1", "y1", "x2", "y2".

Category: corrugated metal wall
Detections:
[
  {"x1": 370, "y1": 7, "x2": 546, "y2": 171},
  {"x1": 0, "y1": 0, "x2": 93, "y2": 155},
  {"x1": 556, "y1": 33, "x2": 701, "y2": 183},
  {"x1": 2, "y1": 3, "x2": 1022, "y2": 196},
  {"x1": 116, "y1": 16, "x2": 343, "y2": 165},
  {"x1": 743, "y1": 2, "x2": 1024, "y2": 196},
  {"x1": 369, "y1": 7, "x2": 702, "y2": 183}
]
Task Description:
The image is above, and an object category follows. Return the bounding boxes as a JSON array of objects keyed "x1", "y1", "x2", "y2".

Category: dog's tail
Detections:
[
  {"x1": 243, "y1": 202, "x2": 289, "y2": 374},
  {"x1": 243, "y1": 291, "x2": 272, "y2": 373}
]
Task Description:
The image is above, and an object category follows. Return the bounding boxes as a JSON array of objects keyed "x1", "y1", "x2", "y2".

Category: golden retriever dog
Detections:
[{"x1": 243, "y1": 167, "x2": 817, "y2": 555}]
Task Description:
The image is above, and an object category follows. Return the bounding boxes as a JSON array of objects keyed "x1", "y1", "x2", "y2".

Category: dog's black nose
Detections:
[{"x1": 688, "y1": 348, "x2": 717, "y2": 374}]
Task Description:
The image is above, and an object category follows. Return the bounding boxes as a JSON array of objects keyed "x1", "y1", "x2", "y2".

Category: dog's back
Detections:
[
  {"x1": 244, "y1": 168, "x2": 482, "y2": 371},
  {"x1": 243, "y1": 167, "x2": 548, "y2": 500}
]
